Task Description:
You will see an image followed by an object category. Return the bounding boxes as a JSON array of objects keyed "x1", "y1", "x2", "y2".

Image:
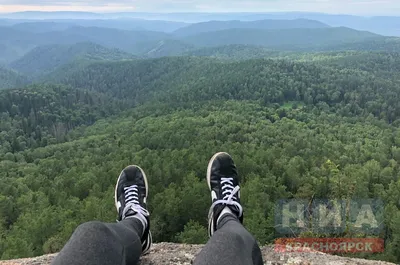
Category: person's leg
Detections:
[
  {"x1": 51, "y1": 219, "x2": 143, "y2": 265},
  {"x1": 52, "y1": 166, "x2": 152, "y2": 265},
  {"x1": 194, "y1": 214, "x2": 263, "y2": 265},
  {"x1": 194, "y1": 152, "x2": 263, "y2": 265}
]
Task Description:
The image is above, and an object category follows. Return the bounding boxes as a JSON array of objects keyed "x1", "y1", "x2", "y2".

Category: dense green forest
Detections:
[
  {"x1": 1, "y1": 14, "x2": 400, "y2": 264},
  {"x1": 0, "y1": 84, "x2": 130, "y2": 153},
  {"x1": 48, "y1": 56, "x2": 400, "y2": 124},
  {"x1": 1, "y1": 53, "x2": 400, "y2": 263}
]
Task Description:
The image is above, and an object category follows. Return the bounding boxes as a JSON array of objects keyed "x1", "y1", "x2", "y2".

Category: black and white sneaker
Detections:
[
  {"x1": 207, "y1": 152, "x2": 243, "y2": 237},
  {"x1": 115, "y1": 165, "x2": 152, "y2": 254}
]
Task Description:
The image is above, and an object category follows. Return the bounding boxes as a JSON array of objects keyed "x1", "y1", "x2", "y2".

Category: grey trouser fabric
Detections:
[
  {"x1": 52, "y1": 214, "x2": 263, "y2": 265},
  {"x1": 193, "y1": 214, "x2": 264, "y2": 265},
  {"x1": 51, "y1": 219, "x2": 143, "y2": 265}
]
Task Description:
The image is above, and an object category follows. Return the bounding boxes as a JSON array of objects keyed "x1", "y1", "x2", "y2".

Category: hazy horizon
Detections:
[{"x1": 0, "y1": 0, "x2": 398, "y2": 16}]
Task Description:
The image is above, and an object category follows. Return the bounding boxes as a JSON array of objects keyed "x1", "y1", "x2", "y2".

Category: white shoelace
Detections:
[
  {"x1": 210, "y1": 177, "x2": 243, "y2": 217},
  {"x1": 122, "y1": 185, "x2": 149, "y2": 226}
]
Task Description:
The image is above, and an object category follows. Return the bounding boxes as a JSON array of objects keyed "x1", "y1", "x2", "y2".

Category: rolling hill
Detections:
[
  {"x1": 0, "y1": 26, "x2": 169, "y2": 63},
  {"x1": 36, "y1": 27, "x2": 169, "y2": 53},
  {"x1": 9, "y1": 42, "x2": 135, "y2": 77},
  {"x1": 0, "y1": 66, "x2": 29, "y2": 90},
  {"x1": 173, "y1": 18, "x2": 329, "y2": 36},
  {"x1": 0, "y1": 27, "x2": 38, "y2": 63},
  {"x1": 184, "y1": 44, "x2": 281, "y2": 59},
  {"x1": 11, "y1": 21, "x2": 75, "y2": 33},
  {"x1": 181, "y1": 27, "x2": 381, "y2": 50},
  {"x1": 48, "y1": 55, "x2": 400, "y2": 117},
  {"x1": 254, "y1": 13, "x2": 400, "y2": 36},
  {"x1": 10, "y1": 19, "x2": 188, "y2": 33},
  {"x1": 139, "y1": 39, "x2": 195, "y2": 58},
  {"x1": 320, "y1": 37, "x2": 400, "y2": 52},
  {"x1": 0, "y1": 43, "x2": 23, "y2": 65}
]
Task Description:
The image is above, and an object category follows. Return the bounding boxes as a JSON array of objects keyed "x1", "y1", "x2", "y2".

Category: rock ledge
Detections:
[{"x1": 0, "y1": 243, "x2": 396, "y2": 265}]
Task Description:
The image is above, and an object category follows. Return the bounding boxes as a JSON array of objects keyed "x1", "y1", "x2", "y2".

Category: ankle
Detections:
[
  {"x1": 216, "y1": 211, "x2": 239, "y2": 230},
  {"x1": 124, "y1": 209, "x2": 148, "y2": 235},
  {"x1": 216, "y1": 206, "x2": 240, "y2": 228}
]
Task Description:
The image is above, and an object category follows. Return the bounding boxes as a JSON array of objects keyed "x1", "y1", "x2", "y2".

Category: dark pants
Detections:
[{"x1": 52, "y1": 215, "x2": 263, "y2": 265}]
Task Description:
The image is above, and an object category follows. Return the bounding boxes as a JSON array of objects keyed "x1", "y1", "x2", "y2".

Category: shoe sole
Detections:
[
  {"x1": 142, "y1": 231, "x2": 152, "y2": 255},
  {"x1": 207, "y1": 152, "x2": 231, "y2": 191},
  {"x1": 206, "y1": 152, "x2": 231, "y2": 237},
  {"x1": 114, "y1": 165, "x2": 149, "y2": 213}
]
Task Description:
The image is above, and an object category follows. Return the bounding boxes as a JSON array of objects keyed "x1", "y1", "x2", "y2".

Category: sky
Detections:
[{"x1": 0, "y1": 0, "x2": 398, "y2": 15}]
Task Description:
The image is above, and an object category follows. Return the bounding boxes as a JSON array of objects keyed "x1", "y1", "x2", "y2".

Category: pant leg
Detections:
[
  {"x1": 194, "y1": 214, "x2": 263, "y2": 265},
  {"x1": 51, "y1": 218, "x2": 143, "y2": 265}
]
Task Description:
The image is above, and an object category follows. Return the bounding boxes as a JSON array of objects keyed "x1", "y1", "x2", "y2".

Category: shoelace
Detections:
[
  {"x1": 122, "y1": 185, "x2": 150, "y2": 220},
  {"x1": 210, "y1": 177, "x2": 243, "y2": 217}
]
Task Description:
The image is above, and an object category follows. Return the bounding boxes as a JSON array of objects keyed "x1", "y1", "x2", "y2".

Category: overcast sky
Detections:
[{"x1": 0, "y1": 0, "x2": 398, "y2": 15}]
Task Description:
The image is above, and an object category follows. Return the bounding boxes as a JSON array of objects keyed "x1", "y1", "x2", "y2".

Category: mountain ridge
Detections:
[
  {"x1": 9, "y1": 42, "x2": 135, "y2": 76},
  {"x1": 181, "y1": 27, "x2": 381, "y2": 49},
  {"x1": 173, "y1": 18, "x2": 329, "y2": 36},
  {"x1": 0, "y1": 66, "x2": 29, "y2": 90},
  {"x1": 2, "y1": 11, "x2": 398, "y2": 35}
]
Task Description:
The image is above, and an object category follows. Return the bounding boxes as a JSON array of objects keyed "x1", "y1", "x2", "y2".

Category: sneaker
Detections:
[
  {"x1": 115, "y1": 165, "x2": 152, "y2": 254},
  {"x1": 207, "y1": 152, "x2": 243, "y2": 237}
]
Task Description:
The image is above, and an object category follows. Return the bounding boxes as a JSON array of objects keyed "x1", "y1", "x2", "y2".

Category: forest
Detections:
[{"x1": 0, "y1": 14, "x2": 400, "y2": 264}]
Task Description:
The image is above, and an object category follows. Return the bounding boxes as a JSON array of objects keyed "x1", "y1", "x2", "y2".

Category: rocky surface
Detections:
[{"x1": 0, "y1": 243, "x2": 396, "y2": 265}]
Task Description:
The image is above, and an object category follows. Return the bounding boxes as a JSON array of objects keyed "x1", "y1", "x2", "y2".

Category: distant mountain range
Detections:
[
  {"x1": 173, "y1": 19, "x2": 329, "y2": 36},
  {"x1": 1, "y1": 11, "x2": 399, "y2": 36},
  {"x1": 0, "y1": 25, "x2": 169, "y2": 62},
  {"x1": 179, "y1": 27, "x2": 380, "y2": 49},
  {"x1": 0, "y1": 18, "x2": 394, "y2": 63},
  {"x1": 1, "y1": 14, "x2": 400, "y2": 82},
  {"x1": 8, "y1": 19, "x2": 188, "y2": 33}
]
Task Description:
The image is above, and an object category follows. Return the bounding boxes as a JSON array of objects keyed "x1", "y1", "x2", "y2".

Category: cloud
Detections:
[{"x1": 0, "y1": 0, "x2": 398, "y2": 15}]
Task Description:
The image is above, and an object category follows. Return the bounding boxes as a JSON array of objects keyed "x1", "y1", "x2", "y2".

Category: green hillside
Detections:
[
  {"x1": 140, "y1": 39, "x2": 195, "y2": 58},
  {"x1": 185, "y1": 44, "x2": 283, "y2": 59},
  {"x1": 10, "y1": 42, "x2": 135, "y2": 76},
  {"x1": 0, "y1": 26, "x2": 168, "y2": 62},
  {"x1": 183, "y1": 28, "x2": 379, "y2": 50},
  {"x1": 322, "y1": 37, "x2": 400, "y2": 52},
  {"x1": 0, "y1": 66, "x2": 29, "y2": 90},
  {"x1": 38, "y1": 27, "x2": 169, "y2": 53},
  {"x1": 0, "y1": 43, "x2": 23, "y2": 65},
  {"x1": 0, "y1": 84, "x2": 131, "y2": 152},
  {"x1": 0, "y1": 27, "x2": 37, "y2": 63},
  {"x1": 11, "y1": 21, "x2": 73, "y2": 33},
  {"x1": 173, "y1": 18, "x2": 329, "y2": 36},
  {"x1": 47, "y1": 55, "x2": 400, "y2": 124},
  {"x1": 182, "y1": 27, "x2": 381, "y2": 49}
]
